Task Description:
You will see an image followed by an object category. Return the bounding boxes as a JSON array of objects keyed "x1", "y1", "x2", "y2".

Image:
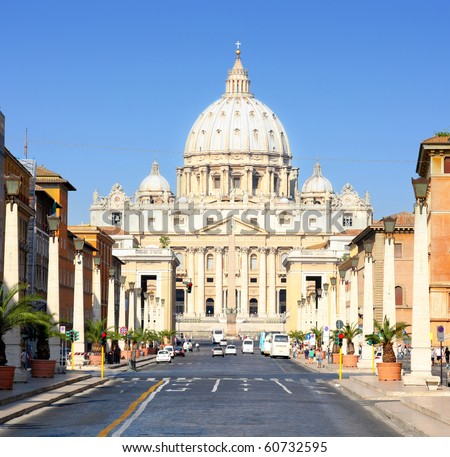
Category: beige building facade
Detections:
[{"x1": 90, "y1": 47, "x2": 373, "y2": 338}]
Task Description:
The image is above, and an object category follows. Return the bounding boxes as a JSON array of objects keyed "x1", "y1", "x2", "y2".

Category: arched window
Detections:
[
  {"x1": 176, "y1": 253, "x2": 184, "y2": 268},
  {"x1": 395, "y1": 286, "x2": 403, "y2": 307},
  {"x1": 250, "y1": 254, "x2": 258, "y2": 270},
  {"x1": 249, "y1": 298, "x2": 258, "y2": 316},
  {"x1": 206, "y1": 298, "x2": 214, "y2": 316},
  {"x1": 206, "y1": 254, "x2": 214, "y2": 270}
]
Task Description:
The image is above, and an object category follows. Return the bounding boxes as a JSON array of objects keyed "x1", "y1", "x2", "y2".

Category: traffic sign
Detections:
[
  {"x1": 437, "y1": 325, "x2": 445, "y2": 343},
  {"x1": 336, "y1": 320, "x2": 344, "y2": 330},
  {"x1": 59, "y1": 325, "x2": 66, "y2": 334},
  {"x1": 120, "y1": 326, "x2": 128, "y2": 335}
]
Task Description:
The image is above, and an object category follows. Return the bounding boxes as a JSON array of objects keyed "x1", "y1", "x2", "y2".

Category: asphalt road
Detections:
[{"x1": 0, "y1": 340, "x2": 402, "y2": 437}]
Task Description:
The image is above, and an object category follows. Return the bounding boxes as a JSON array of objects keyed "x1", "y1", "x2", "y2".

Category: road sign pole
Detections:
[
  {"x1": 372, "y1": 344, "x2": 375, "y2": 373},
  {"x1": 339, "y1": 347, "x2": 343, "y2": 381},
  {"x1": 71, "y1": 341, "x2": 74, "y2": 371},
  {"x1": 101, "y1": 346, "x2": 105, "y2": 379}
]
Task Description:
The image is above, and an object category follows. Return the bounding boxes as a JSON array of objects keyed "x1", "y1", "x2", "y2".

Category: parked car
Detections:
[
  {"x1": 225, "y1": 344, "x2": 237, "y2": 356},
  {"x1": 375, "y1": 348, "x2": 383, "y2": 364},
  {"x1": 174, "y1": 346, "x2": 185, "y2": 357},
  {"x1": 212, "y1": 346, "x2": 224, "y2": 357},
  {"x1": 156, "y1": 349, "x2": 172, "y2": 363},
  {"x1": 183, "y1": 341, "x2": 193, "y2": 352},
  {"x1": 164, "y1": 345, "x2": 175, "y2": 358}
]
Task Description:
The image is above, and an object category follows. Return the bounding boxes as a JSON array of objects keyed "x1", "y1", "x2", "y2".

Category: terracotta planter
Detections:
[
  {"x1": 0, "y1": 366, "x2": 16, "y2": 390},
  {"x1": 89, "y1": 353, "x2": 103, "y2": 365},
  {"x1": 332, "y1": 353, "x2": 341, "y2": 364},
  {"x1": 135, "y1": 350, "x2": 141, "y2": 359},
  {"x1": 342, "y1": 354, "x2": 359, "y2": 367},
  {"x1": 148, "y1": 348, "x2": 157, "y2": 354},
  {"x1": 31, "y1": 359, "x2": 56, "y2": 378},
  {"x1": 141, "y1": 348, "x2": 149, "y2": 356},
  {"x1": 122, "y1": 350, "x2": 132, "y2": 360},
  {"x1": 377, "y1": 362, "x2": 402, "y2": 381}
]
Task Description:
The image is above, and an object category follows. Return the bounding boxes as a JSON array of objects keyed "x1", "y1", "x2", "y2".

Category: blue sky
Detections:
[{"x1": 1, "y1": 1, "x2": 449, "y2": 225}]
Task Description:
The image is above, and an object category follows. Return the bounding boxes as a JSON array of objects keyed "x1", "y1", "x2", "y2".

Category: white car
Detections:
[
  {"x1": 241, "y1": 338, "x2": 254, "y2": 354},
  {"x1": 212, "y1": 346, "x2": 224, "y2": 357},
  {"x1": 164, "y1": 345, "x2": 175, "y2": 358},
  {"x1": 225, "y1": 344, "x2": 237, "y2": 356},
  {"x1": 156, "y1": 350, "x2": 171, "y2": 363},
  {"x1": 219, "y1": 339, "x2": 228, "y2": 348},
  {"x1": 375, "y1": 349, "x2": 383, "y2": 364}
]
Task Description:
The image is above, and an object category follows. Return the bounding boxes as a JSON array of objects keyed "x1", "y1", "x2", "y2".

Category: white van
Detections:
[{"x1": 242, "y1": 338, "x2": 254, "y2": 354}]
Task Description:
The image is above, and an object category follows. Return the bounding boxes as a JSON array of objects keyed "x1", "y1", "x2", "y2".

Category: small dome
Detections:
[
  {"x1": 139, "y1": 161, "x2": 171, "y2": 192},
  {"x1": 280, "y1": 197, "x2": 290, "y2": 204},
  {"x1": 177, "y1": 196, "x2": 189, "y2": 204},
  {"x1": 302, "y1": 162, "x2": 333, "y2": 193}
]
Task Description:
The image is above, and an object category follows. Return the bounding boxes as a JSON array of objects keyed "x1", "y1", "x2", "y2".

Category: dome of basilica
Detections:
[
  {"x1": 302, "y1": 162, "x2": 333, "y2": 193},
  {"x1": 184, "y1": 49, "x2": 291, "y2": 159},
  {"x1": 139, "y1": 161, "x2": 171, "y2": 193}
]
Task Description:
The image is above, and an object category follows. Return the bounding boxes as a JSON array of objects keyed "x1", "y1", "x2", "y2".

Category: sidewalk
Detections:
[
  {"x1": 0, "y1": 354, "x2": 157, "y2": 425},
  {"x1": 292, "y1": 355, "x2": 450, "y2": 437}
]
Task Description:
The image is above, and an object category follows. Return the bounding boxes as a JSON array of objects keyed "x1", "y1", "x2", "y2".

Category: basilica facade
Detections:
[{"x1": 90, "y1": 47, "x2": 373, "y2": 338}]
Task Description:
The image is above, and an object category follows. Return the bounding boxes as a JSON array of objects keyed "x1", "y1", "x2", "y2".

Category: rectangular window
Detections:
[
  {"x1": 394, "y1": 243, "x2": 402, "y2": 258},
  {"x1": 213, "y1": 176, "x2": 221, "y2": 189},
  {"x1": 232, "y1": 177, "x2": 240, "y2": 188},
  {"x1": 207, "y1": 217, "x2": 214, "y2": 225},
  {"x1": 112, "y1": 212, "x2": 121, "y2": 226},
  {"x1": 250, "y1": 277, "x2": 258, "y2": 283},
  {"x1": 281, "y1": 277, "x2": 286, "y2": 283},
  {"x1": 444, "y1": 157, "x2": 450, "y2": 173},
  {"x1": 343, "y1": 214, "x2": 353, "y2": 227},
  {"x1": 206, "y1": 277, "x2": 214, "y2": 283}
]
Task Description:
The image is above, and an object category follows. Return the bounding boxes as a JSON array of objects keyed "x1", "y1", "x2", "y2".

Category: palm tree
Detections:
[
  {"x1": 0, "y1": 283, "x2": 50, "y2": 366},
  {"x1": 365, "y1": 316, "x2": 409, "y2": 363},
  {"x1": 85, "y1": 319, "x2": 111, "y2": 353},
  {"x1": 288, "y1": 330, "x2": 306, "y2": 344},
  {"x1": 341, "y1": 323, "x2": 362, "y2": 355},
  {"x1": 329, "y1": 329, "x2": 341, "y2": 354},
  {"x1": 309, "y1": 326, "x2": 323, "y2": 348},
  {"x1": 32, "y1": 313, "x2": 64, "y2": 360}
]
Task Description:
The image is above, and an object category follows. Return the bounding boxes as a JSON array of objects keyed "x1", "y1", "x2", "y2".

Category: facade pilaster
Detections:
[
  {"x1": 240, "y1": 247, "x2": 249, "y2": 316},
  {"x1": 118, "y1": 282, "x2": 126, "y2": 350},
  {"x1": 73, "y1": 251, "x2": 85, "y2": 358},
  {"x1": 187, "y1": 247, "x2": 195, "y2": 315},
  {"x1": 215, "y1": 247, "x2": 223, "y2": 313},
  {"x1": 349, "y1": 267, "x2": 358, "y2": 328},
  {"x1": 258, "y1": 247, "x2": 268, "y2": 315},
  {"x1": 359, "y1": 255, "x2": 374, "y2": 368},
  {"x1": 383, "y1": 236, "x2": 396, "y2": 326},
  {"x1": 197, "y1": 247, "x2": 205, "y2": 316},
  {"x1": 268, "y1": 248, "x2": 277, "y2": 316}
]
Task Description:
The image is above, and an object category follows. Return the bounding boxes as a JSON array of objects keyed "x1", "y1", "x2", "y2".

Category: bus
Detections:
[
  {"x1": 263, "y1": 332, "x2": 276, "y2": 356},
  {"x1": 212, "y1": 329, "x2": 224, "y2": 344},
  {"x1": 258, "y1": 332, "x2": 266, "y2": 355},
  {"x1": 270, "y1": 333, "x2": 291, "y2": 359}
]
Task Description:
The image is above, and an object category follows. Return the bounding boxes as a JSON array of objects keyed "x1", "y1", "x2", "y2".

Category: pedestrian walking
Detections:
[
  {"x1": 435, "y1": 346, "x2": 442, "y2": 365},
  {"x1": 21, "y1": 348, "x2": 29, "y2": 370},
  {"x1": 316, "y1": 349, "x2": 323, "y2": 368},
  {"x1": 445, "y1": 347, "x2": 450, "y2": 368},
  {"x1": 113, "y1": 344, "x2": 121, "y2": 364},
  {"x1": 309, "y1": 348, "x2": 315, "y2": 364},
  {"x1": 304, "y1": 348, "x2": 309, "y2": 363},
  {"x1": 431, "y1": 347, "x2": 436, "y2": 366}
]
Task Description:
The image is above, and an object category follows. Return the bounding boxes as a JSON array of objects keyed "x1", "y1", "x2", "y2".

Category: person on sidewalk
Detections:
[
  {"x1": 316, "y1": 349, "x2": 323, "y2": 368},
  {"x1": 445, "y1": 347, "x2": 450, "y2": 368},
  {"x1": 304, "y1": 347, "x2": 309, "y2": 363}
]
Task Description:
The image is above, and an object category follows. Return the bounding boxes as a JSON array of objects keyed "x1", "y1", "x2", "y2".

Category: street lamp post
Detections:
[
  {"x1": 3, "y1": 175, "x2": 22, "y2": 368},
  {"x1": 359, "y1": 239, "x2": 374, "y2": 368},
  {"x1": 107, "y1": 267, "x2": 116, "y2": 350},
  {"x1": 118, "y1": 276, "x2": 126, "y2": 350},
  {"x1": 73, "y1": 238, "x2": 86, "y2": 364},
  {"x1": 128, "y1": 282, "x2": 135, "y2": 332},
  {"x1": 329, "y1": 276, "x2": 337, "y2": 332},
  {"x1": 46, "y1": 212, "x2": 61, "y2": 366},
  {"x1": 404, "y1": 178, "x2": 439, "y2": 386},
  {"x1": 382, "y1": 216, "x2": 397, "y2": 326},
  {"x1": 92, "y1": 256, "x2": 102, "y2": 322}
]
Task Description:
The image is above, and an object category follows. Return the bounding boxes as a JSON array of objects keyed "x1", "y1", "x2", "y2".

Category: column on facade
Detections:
[
  {"x1": 215, "y1": 247, "x2": 223, "y2": 314},
  {"x1": 268, "y1": 248, "x2": 277, "y2": 316},
  {"x1": 176, "y1": 168, "x2": 182, "y2": 198},
  {"x1": 359, "y1": 253, "x2": 374, "y2": 368},
  {"x1": 73, "y1": 250, "x2": 85, "y2": 361},
  {"x1": 383, "y1": 234, "x2": 396, "y2": 326},
  {"x1": 3, "y1": 199, "x2": 21, "y2": 367},
  {"x1": 143, "y1": 293, "x2": 149, "y2": 331},
  {"x1": 240, "y1": 247, "x2": 249, "y2": 316},
  {"x1": 258, "y1": 247, "x2": 267, "y2": 316},
  {"x1": 187, "y1": 247, "x2": 195, "y2": 315},
  {"x1": 197, "y1": 247, "x2": 205, "y2": 316},
  {"x1": 329, "y1": 281, "x2": 337, "y2": 332},
  {"x1": 221, "y1": 166, "x2": 229, "y2": 196},
  {"x1": 135, "y1": 290, "x2": 142, "y2": 330},
  {"x1": 338, "y1": 272, "x2": 347, "y2": 324},
  {"x1": 244, "y1": 166, "x2": 252, "y2": 194}
]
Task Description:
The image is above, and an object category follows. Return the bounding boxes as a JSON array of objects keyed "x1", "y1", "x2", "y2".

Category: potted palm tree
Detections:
[
  {"x1": 329, "y1": 329, "x2": 341, "y2": 364},
  {"x1": 85, "y1": 319, "x2": 110, "y2": 365},
  {"x1": 365, "y1": 316, "x2": 409, "y2": 381},
  {"x1": 0, "y1": 283, "x2": 50, "y2": 389},
  {"x1": 341, "y1": 323, "x2": 362, "y2": 367},
  {"x1": 309, "y1": 326, "x2": 325, "y2": 358},
  {"x1": 30, "y1": 313, "x2": 64, "y2": 378}
]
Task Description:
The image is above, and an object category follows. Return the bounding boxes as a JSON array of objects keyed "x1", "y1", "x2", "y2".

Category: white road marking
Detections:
[
  {"x1": 112, "y1": 378, "x2": 170, "y2": 437},
  {"x1": 212, "y1": 379, "x2": 221, "y2": 392},
  {"x1": 272, "y1": 379, "x2": 292, "y2": 394}
]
